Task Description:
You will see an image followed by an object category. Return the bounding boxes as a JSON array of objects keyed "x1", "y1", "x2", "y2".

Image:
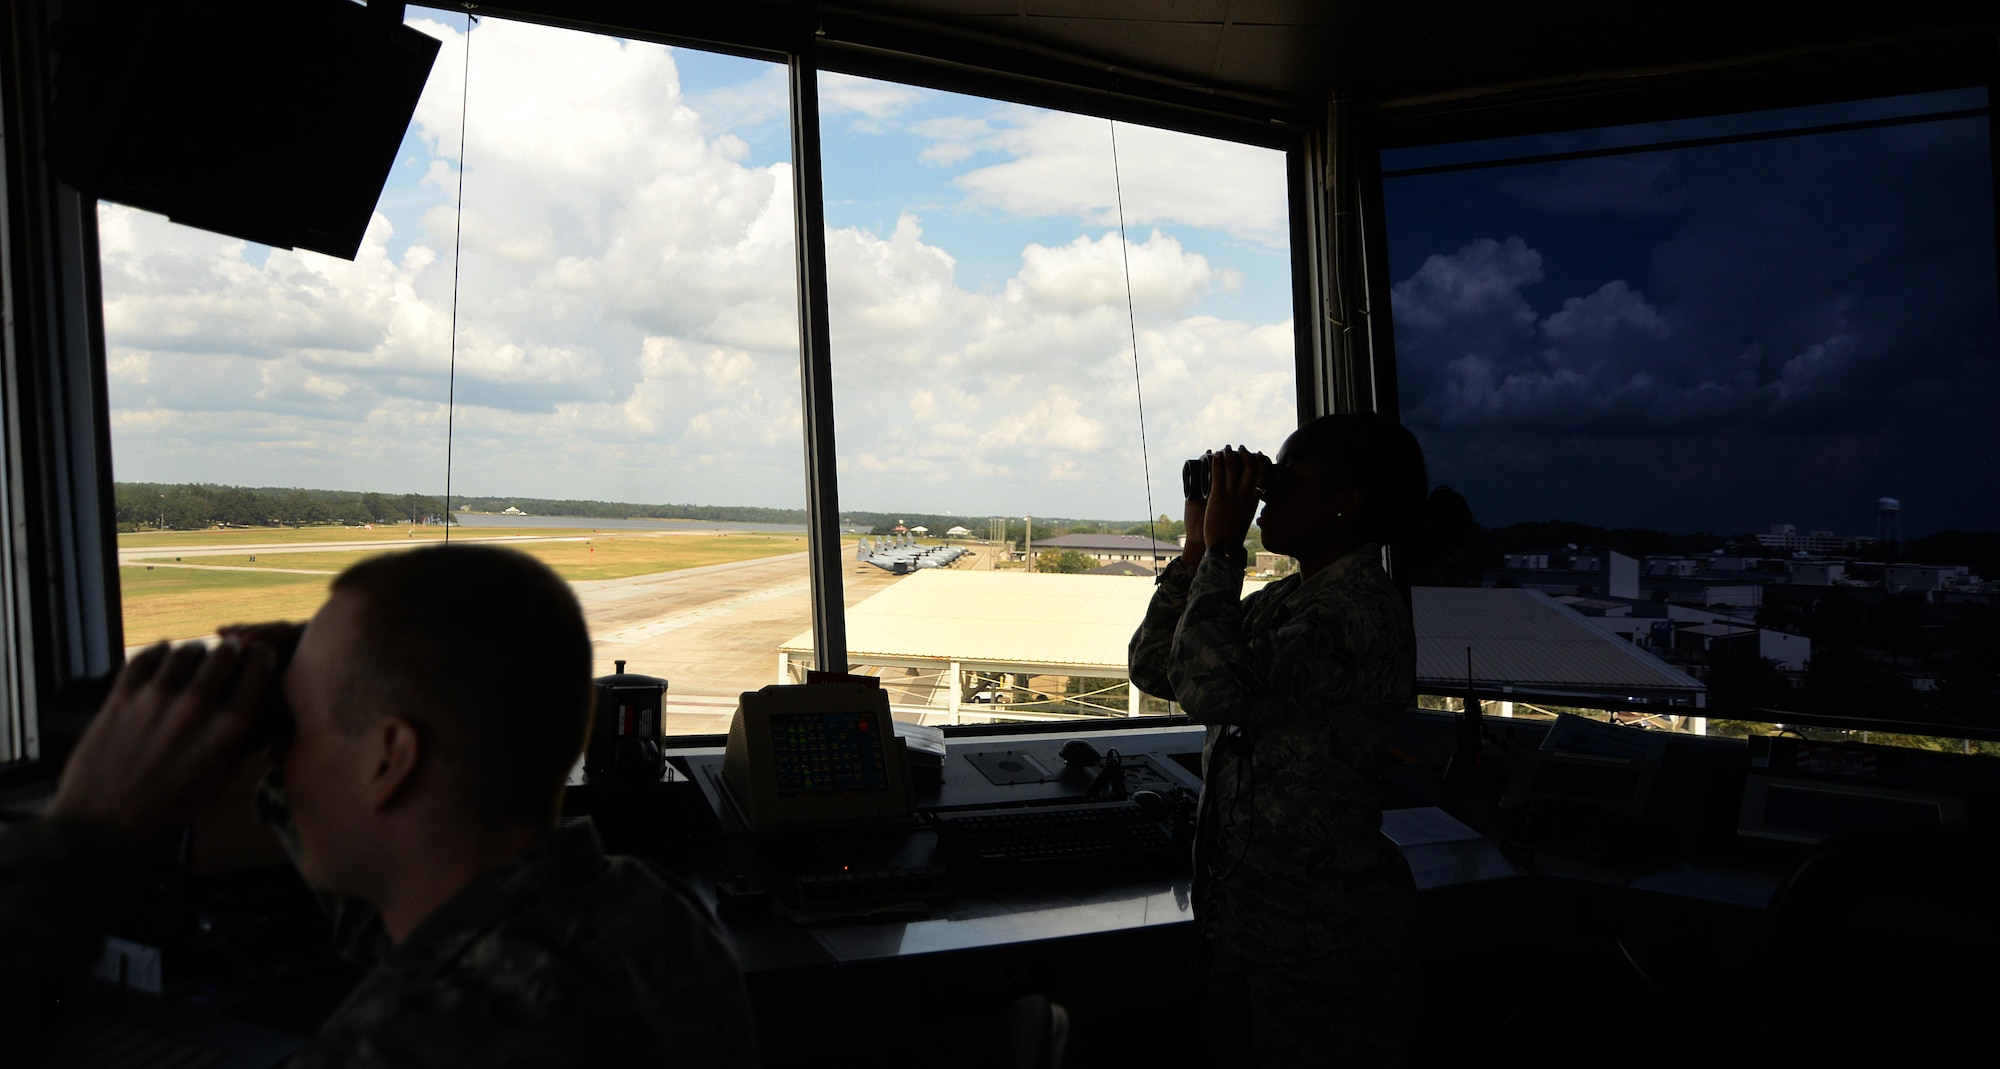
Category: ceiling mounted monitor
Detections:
[{"x1": 50, "y1": 0, "x2": 441, "y2": 260}]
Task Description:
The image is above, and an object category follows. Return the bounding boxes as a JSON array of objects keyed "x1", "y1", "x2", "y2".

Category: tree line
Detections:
[
  {"x1": 115, "y1": 483, "x2": 453, "y2": 530},
  {"x1": 113, "y1": 482, "x2": 1998, "y2": 581},
  {"x1": 113, "y1": 485, "x2": 1169, "y2": 535}
]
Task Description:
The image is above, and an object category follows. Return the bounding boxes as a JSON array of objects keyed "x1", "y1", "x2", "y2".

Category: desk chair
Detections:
[
  {"x1": 1622, "y1": 825, "x2": 1999, "y2": 1060},
  {"x1": 1757, "y1": 823, "x2": 1998, "y2": 1061}
]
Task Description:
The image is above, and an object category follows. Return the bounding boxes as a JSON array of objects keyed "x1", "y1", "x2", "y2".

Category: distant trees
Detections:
[
  {"x1": 113, "y1": 485, "x2": 1198, "y2": 538},
  {"x1": 1035, "y1": 550, "x2": 1095, "y2": 573},
  {"x1": 1125, "y1": 513, "x2": 1186, "y2": 542},
  {"x1": 113, "y1": 483, "x2": 451, "y2": 530}
]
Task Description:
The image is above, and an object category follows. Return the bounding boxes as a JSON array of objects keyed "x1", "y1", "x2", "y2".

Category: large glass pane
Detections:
[
  {"x1": 810, "y1": 73, "x2": 1294, "y2": 724},
  {"x1": 103, "y1": 11, "x2": 805, "y2": 735},
  {"x1": 1381, "y1": 89, "x2": 2000, "y2": 742}
]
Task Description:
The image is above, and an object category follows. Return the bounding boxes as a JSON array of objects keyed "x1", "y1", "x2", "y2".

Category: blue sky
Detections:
[{"x1": 98, "y1": 11, "x2": 1295, "y2": 523}]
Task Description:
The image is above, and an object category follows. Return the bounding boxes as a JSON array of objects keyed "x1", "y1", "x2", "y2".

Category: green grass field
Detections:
[
  {"x1": 119, "y1": 566, "x2": 333, "y2": 644},
  {"x1": 119, "y1": 530, "x2": 835, "y2": 642},
  {"x1": 119, "y1": 520, "x2": 780, "y2": 550},
  {"x1": 132, "y1": 532, "x2": 814, "y2": 580}
]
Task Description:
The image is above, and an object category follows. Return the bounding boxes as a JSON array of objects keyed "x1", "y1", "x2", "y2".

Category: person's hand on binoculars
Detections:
[
  {"x1": 1202, "y1": 445, "x2": 1269, "y2": 554},
  {"x1": 49, "y1": 637, "x2": 278, "y2": 839},
  {"x1": 1181, "y1": 495, "x2": 1209, "y2": 566}
]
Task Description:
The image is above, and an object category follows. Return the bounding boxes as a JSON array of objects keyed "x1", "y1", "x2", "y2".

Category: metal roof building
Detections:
[
  {"x1": 1028, "y1": 534, "x2": 1181, "y2": 553},
  {"x1": 1413, "y1": 587, "x2": 1706, "y2": 707},
  {"x1": 779, "y1": 571, "x2": 1184, "y2": 717},
  {"x1": 782, "y1": 574, "x2": 1706, "y2": 719}
]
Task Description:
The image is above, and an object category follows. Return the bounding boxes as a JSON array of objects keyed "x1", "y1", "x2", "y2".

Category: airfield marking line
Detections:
[
  {"x1": 118, "y1": 534, "x2": 591, "y2": 563},
  {"x1": 122, "y1": 563, "x2": 338, "y2": 575}
]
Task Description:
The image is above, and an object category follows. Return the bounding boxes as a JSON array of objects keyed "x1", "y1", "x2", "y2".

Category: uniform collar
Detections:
[
  {"x1": 394, "y1": 819, "x2": 606, "y2": 969},
  {"x1": 1294, "y1": 542, "x2": 1384, "y2": 597}
]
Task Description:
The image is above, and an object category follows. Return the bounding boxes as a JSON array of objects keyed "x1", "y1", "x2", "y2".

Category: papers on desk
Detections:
[
  {"x1": 893, "y1": 720, "x2": 945, "y2": 770},
  {"x1": 1380, "y1": 806, "x2": 1482, "y2": 847},
  {"x1": 1540, "y1": 712, "x2": 1668, "y2": 763}
]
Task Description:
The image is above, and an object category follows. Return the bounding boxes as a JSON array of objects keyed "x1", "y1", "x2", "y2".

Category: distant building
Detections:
[
  {"x1": 1254, "y1": 551, "x2": 1295, "y2": 577},
  {"x1": 1028, "y1": 533, "x2": 1180, "y2": 569},
  {"x1": 1788, "y1": 562, "x2": 1846, "y2": 586},
  {"x1": 1485, "y1": 548, "x2": 1637, "y2": 599},
  {"x1": 502, "y1": 506, "x2": 524, "y2": 515},
  {"x1": 1884, "y1": 564, "x2": 1960, "y2": 594},
  {"x1": 1755, "y1": 524, "x2": 1861, "y2": 555},
  {"x1": 1558, "y1": 594, "x2": 1810, "y2": 672}
]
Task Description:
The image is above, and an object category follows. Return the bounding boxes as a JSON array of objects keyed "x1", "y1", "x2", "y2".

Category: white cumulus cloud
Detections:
[{"x1": 102, "y1": 17, "x2": 1295, "y2": 519}]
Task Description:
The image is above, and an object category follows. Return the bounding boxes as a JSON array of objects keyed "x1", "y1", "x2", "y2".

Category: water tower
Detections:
[{"x1": 1874, "y1": 497, "x2": 1902, "y2": 546}]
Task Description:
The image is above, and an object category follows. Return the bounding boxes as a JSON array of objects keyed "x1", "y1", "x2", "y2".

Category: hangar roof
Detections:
[
  {"x1": 1414, "y1": 587, "x2": 1705, "y2": 698},
  {"x1": 784, "y1": 572, "x2": 1706, "y2": 701}
]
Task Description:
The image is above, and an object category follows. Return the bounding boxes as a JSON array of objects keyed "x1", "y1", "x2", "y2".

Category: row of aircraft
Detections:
[{"x1": 857, "y1": 533, "x2": 969, "y2": 574}]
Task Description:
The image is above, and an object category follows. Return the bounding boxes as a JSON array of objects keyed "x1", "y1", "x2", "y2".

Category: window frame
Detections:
[
  {"x1": 7, "y1": 4, "x2": 1994, "y2": 787},
  {"x1": 1369, "y1": 50, "x2": 2000, "y2": 739}
]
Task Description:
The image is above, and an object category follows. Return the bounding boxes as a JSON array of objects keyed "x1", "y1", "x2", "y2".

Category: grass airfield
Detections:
[{"x1": 119, "y1": 524, "x2": 824, "y2": 644}]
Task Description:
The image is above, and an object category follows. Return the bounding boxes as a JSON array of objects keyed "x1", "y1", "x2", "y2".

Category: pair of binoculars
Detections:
[{"x1": 1181, "y1": 451, "x2": 1290, "y2": 501}]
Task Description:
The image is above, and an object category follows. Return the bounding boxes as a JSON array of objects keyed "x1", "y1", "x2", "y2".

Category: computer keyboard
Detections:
[{"x1": 928, "y1": 800, "x2": 1178, "y2": 877}]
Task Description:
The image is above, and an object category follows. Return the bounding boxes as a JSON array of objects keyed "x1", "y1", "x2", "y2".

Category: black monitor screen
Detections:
[{"x1": 770, "y1": 711, "x2": 891, "y2": 798}]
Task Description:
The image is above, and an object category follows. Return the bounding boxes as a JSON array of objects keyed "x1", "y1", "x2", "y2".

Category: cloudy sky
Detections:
[
  {"x1": 100, "y1": 10, "x2": 1290, "y2": 523},
  {"x1": 1383, "y1": 89, "x2": 1999, "y2": 539}
]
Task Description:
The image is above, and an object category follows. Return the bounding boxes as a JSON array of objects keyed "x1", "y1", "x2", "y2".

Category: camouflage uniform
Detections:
[
  {"x1": 1, "y1": 788, "x2": 757, "y2": 1068},
  {"x1": 1130, "y1": 542, "x2": 1417, "y2": 1067}
]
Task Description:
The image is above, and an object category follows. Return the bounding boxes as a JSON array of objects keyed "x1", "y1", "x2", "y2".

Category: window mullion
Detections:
[{"x1": 787, "y1": 52, "x2": 848, "y2": 675}]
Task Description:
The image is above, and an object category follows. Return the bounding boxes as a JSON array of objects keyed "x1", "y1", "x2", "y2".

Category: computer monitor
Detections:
[
  {"x1": 1737, "y1": 774, "x2": 1967, "y2": 845},
  {"x1": 721, "y1": 684, "x2": 914, "y2": 832}
]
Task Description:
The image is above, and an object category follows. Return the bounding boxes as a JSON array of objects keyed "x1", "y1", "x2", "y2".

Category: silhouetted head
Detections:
[
  {"x1": 319, "y1": 544, "x2": 592, "y2": 829},
  {"x1": 1258, "y1": 413, "x2": 1470, "y2": 573}
]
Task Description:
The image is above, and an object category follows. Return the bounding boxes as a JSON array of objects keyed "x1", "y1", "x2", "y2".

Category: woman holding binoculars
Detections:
[{"x1": 1129, "y1": 413, "x2": 1469, "y2": 1067}]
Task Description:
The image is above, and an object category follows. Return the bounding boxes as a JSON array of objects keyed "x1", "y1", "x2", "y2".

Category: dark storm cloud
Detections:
[
  {"x1": 1498, "y1": 154, "x2": 1684, "y2": 215},
  {"x1": 1393, "y1": 242, "x2": 1766, "y2": 437},
  {"x1": 1386, "y1": 111, "x2": 1999, "y2": 536}
]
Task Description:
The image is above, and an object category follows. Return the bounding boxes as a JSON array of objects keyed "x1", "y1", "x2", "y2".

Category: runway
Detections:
[
  {"x1": 582, "y1": 554, "x2": 904, "y2": 732},
  {"x1": 117, "y1": 533, "x2": 589, "y2": 572},
  {"x1": 122, "y1": 535, "x2": 933, "y2": 735}
]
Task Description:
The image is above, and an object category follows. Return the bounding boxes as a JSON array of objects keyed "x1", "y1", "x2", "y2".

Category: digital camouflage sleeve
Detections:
[
  {"x1": 0, "y1": 785, "x2": 757, "y2": 1068},
  {"x1": 1131, "y1": 542, "x2": 1415, "y2": 873},
  {"x1": 284, "y1": 820, "x2": 758, "y2": 1069},
  {"x1": 254, "y1": 776, "x2": 758, "y2": 1068},
  {"x1": 1129, "y1": 542, "x2": 1419, "y2": 1066}
]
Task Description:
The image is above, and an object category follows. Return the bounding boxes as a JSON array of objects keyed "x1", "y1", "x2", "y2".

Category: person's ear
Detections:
[
  {"x1": 365, "y1": 714, "x2": 424, "y2": 811},
  {"x1": 1333, "y1": 487, "x2": 1363, "y2": 518}
]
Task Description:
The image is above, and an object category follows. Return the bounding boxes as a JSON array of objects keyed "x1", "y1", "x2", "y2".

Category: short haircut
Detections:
[{"x1": 329, "y1": 544, "x2": 591, "y2": 829}]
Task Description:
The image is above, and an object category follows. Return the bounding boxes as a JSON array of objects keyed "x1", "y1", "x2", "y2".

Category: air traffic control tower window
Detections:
[
  {"x1": 1379, "y1": 89, "x2": 2000, "y2": 743},
  {"x1": 804, "y1": 72, "x2": 1294, "y2": 724},
  {"x1": 101, "y1": 10, "x2": 810, "y2": 737}
]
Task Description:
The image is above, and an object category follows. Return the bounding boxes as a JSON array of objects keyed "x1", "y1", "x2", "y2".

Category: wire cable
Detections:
[
  {"x1": 1107, "y1": 113, "x2": 1160, "y2": 569},
  {"x1": 442, "y1": 12, "x2": 474, "y2": 542}
]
